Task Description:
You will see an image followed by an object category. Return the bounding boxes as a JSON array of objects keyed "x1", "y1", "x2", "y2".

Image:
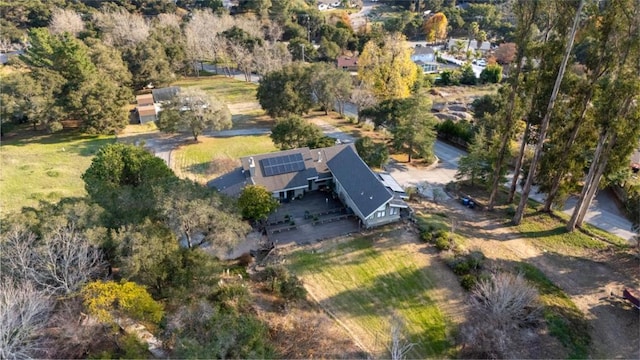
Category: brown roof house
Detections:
[
  {"x1": 208, "y1": 144, "x2": 408, "y2": 229},
  {"x1": 337, "y1": 55, "x2": 358, "y2": 71},
  {"x1": 135, "y1": 93, "x2": 157, "y2": 123},
  {"x1": 134, "y1": 87, "x2": 182, "y2": 124}
]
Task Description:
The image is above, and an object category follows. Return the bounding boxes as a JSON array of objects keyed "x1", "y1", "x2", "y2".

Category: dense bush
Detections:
[
  {"x1": 459, "y1": 63, "x2": 477, "y2": 85},
  {"x1": 436, "y1": 119, "x2": 475, "y2": 145},
  {"x1": 460, "y1": 274, "x2": 479, "y2": 290},
  {"x1": 264, "y1": 265, "x2": 307, "y2": 302},
  {"x1": 433, "y1": 230, "x2": 452, "y2": 250},
  {"x1": 479, "y1": 64, "x2": 503, "y2": 84},
  {"x1": 437, "y1": 69, "x2": 461, "y2": 86}
]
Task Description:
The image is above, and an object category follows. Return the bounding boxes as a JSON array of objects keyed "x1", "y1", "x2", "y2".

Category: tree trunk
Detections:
[
  {"x1": 544, "y1": 82, "x2": 596, "y2": 211},
  {"x1": 487, "y1": 1, "x2": 538, "y2": 210},
  {"x1": 567, "y1": 130, "x2": 615, "y2": 230},
  {"x1": 486, "y1": 66, "x2": 522, "y2": 209},
  {"x1": 512, "y1": 0, "x2": 584, "y2": 225},
  {"x1": 508, "y1": 120, "x2": 531, "y2": 203}
]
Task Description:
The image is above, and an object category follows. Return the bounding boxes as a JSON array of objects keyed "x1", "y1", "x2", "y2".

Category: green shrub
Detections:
[
  {"x1": 506, "y1": 204, "x2": 516, "y2": 216},
  {"x1": 434, "y1": 235, "x2": 451, "y2": 251},
  {"x1": 467, "y1": 250, "x2": 485, "y2": 270},
  {"x1": 431, "y1": 230, "x2": 452, "y2": 250},
  {"x1": 279, "y1": 275, "x2": 307, "y2": 302},
  {"x1": 479, "y1": 64, "x2": 503, "y2": 84},
  {"x1": 437, "y1": 69, "x2": 461, "y2": 86},
  {"x1": 460, "y1": 274, "x2": 478, "y2": 290},
  {"x1": 420, "y1": 230, "x2": 432, "y2": 243},
  {"x1": 459, "y1": 63, "x2": 477, "y2": 85},
  {"x1": 452, "y1": 260, "x2": 471, "y2": 275}
]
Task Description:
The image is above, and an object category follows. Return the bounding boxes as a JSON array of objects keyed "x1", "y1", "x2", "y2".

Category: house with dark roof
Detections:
[
  {"x1": 209, "y1": 144, "x2": 408, "y2": 228},
  {"x1": 152, "y1": 86, "x2": 181, "y2": 103}
]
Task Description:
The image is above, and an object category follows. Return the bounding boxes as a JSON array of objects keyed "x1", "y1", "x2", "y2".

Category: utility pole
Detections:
[{"x1": 300, "y1": 43, "x2": 305, "y2": 62}]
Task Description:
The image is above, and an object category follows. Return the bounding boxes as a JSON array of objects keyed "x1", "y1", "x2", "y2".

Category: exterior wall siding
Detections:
[{"x1": 363, "y1": 204, "x2": 400, "y2": 228}]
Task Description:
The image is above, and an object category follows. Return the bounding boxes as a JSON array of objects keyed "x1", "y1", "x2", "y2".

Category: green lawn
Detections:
[
  {"x1": 517, "y1": 212, "x2": 629, "y2": 252},
  {"x1": 171, "y1": 135, "x2": 277, "y2": 183},
  {"x1": 172, "y1": 76, "x2": 258, "y2": 104},
  {"x1": 287, "y1": 235, "x2": 454, "y2": 358},
  {"x1": 0, "y1": 132, "x2": 115, "y2": 216}
]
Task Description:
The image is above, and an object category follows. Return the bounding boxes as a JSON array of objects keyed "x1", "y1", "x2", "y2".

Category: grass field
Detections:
[
  {"x1": 171, "y1": 135, "x2": 277, "y2": 183},
  {"x1": 172, "y1": 76, "x2": 271, "y2": 130},
  {"x1": 172, "y1": 76, "x2": 259, "y2": 104},
  {"x1": 0, "y1": 131, "x2": 115, "y2": 216},
  {"x1": 287, "y1": 234, "x2": 454, "y2": 358}
]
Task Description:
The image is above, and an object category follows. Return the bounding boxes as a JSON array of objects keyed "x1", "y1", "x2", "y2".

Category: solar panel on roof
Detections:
[{"x1": 259, "y1": 153, "x2": 306, "y2": 177}]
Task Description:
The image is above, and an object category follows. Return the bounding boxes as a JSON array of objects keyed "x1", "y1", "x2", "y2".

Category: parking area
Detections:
[{"x1": 265, "y1": 191, "x2": 361, "y2": 245}]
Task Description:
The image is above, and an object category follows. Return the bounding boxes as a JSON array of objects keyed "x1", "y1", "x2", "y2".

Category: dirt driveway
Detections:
[{"x1": 413, "y1": 198, "x2": 640, "y2": 359}]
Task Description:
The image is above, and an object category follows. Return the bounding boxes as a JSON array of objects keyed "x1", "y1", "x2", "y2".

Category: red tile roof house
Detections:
[
  {"x1": 337, "y1": 55, "x2": 358, "y2": 72},
  {"x1": 208, "y1": 144, "x2": 409, "y2": 229}
]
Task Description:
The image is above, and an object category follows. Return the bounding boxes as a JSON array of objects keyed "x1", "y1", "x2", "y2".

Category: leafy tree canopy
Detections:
[
  {"x1": 238, "y1": 185, "x2": 279, "y2": 221},
  {"x1": 257, "y1": 63, "x2": 313, "y2": 118},
  {"x1": 157, "y1": 88, "x2": 232, "y2": 141},
  {"x1": 81, "y1": 280, "x2": 164, "y2": 324},
  {"x1": 82, "y1": 143, "x2": 178, "y2": 227},
  {"x1": 358, "y1": 33, "x2": 420, "y2": 100},
  {"x1": 270, "y1": 115, "x2": 325, "y2": 150}
]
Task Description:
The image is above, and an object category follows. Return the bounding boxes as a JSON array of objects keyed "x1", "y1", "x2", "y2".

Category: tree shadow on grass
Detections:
[{"x1": 314, "y1": 266, "x2": 452, "y2": 357}]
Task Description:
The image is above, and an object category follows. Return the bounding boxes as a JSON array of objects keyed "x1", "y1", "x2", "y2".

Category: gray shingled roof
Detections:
[
  {"x1": 327, "y1": 146, "x2": 393, "y2": 219},
  {"x1": 207, "y1": 167, "x2": 249, "y2": 196},
  {"x1": 240, "y1": 148, "x2": 318, "y2": 192},
  {"x1": 412, "y1": 46, "x2": 435, "y2": 56},
  {"x1": 152, "y1": 86, "x2": 180, "y2": 102}
]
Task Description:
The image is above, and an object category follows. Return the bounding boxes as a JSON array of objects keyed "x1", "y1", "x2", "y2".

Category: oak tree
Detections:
[{"x1": 157, "y1": 88, "x2": 232, "y2": 141}]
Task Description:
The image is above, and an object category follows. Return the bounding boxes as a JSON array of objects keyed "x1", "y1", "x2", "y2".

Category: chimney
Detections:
[
  {"x1": 317, "y1": 151, "x2": 322, "y2": 163},
  {"x1": 248, "y1": 157, "x2": 255, "y2": 177}
]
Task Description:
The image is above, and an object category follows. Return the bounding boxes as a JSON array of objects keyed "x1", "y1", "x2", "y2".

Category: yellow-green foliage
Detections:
[
  {"x1": 358, "y1": 33, "x2": 419, "y2": 100},
  {"x1": 82, "y1": 280, "x2": 164, "y2": 324}
]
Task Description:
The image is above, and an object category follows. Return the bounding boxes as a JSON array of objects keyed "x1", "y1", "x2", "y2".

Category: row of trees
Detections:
[{"x1": 455, "y1": 0, "x2": 640, "y2": 232}]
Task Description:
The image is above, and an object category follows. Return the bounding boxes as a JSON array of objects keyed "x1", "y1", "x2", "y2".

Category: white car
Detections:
[
  {"x1": 331, "y1": 1, "x2": 341, "y2": 7},
  {"x1": 318, "y1": 4, "x2": 328, "y2": 10},
  {"x1": 476, "y1": 59, "x2": 487, "y2": 67}
]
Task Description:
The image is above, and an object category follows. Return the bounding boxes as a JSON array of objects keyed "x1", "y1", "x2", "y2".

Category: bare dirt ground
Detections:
[{"x1": 413, "y1": 197, "x2": 640, "y2": 359}]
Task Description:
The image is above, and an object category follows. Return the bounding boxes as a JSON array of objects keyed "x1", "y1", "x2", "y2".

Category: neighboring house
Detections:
[
  {"x1": 411, "y1": 46, "x2": 435, "y2": 63},
  {"x1": 152, "y1": 86, "x2": 180, "y2": 103},
  {"x1": 133, "y1": 87, "x2": 180, "y2": 124},
  {"x1": 448, "y1": 38, "x2": 491, "y2": 53},
  {"x1": 137, "y1": 105, "x2": 158, "y2": 124},
  {"x1": 136, "y1": 93, "x2": 154, "y2": 107},
  {"x1": 209, "y1": 144, "x2": 408, "y2": 228},
  {"x1": 411, "y1": 47, "x2": 439, "y2": 73},
  {"x1": 135, "y1": 94, "x2": 156, "y2": 123},
  {"x1": 337, "y1": 55, "x2": 358, "y2": 71},
  {"x1": 414, "y1": 60, "x2": 439, "y2": 74}
]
